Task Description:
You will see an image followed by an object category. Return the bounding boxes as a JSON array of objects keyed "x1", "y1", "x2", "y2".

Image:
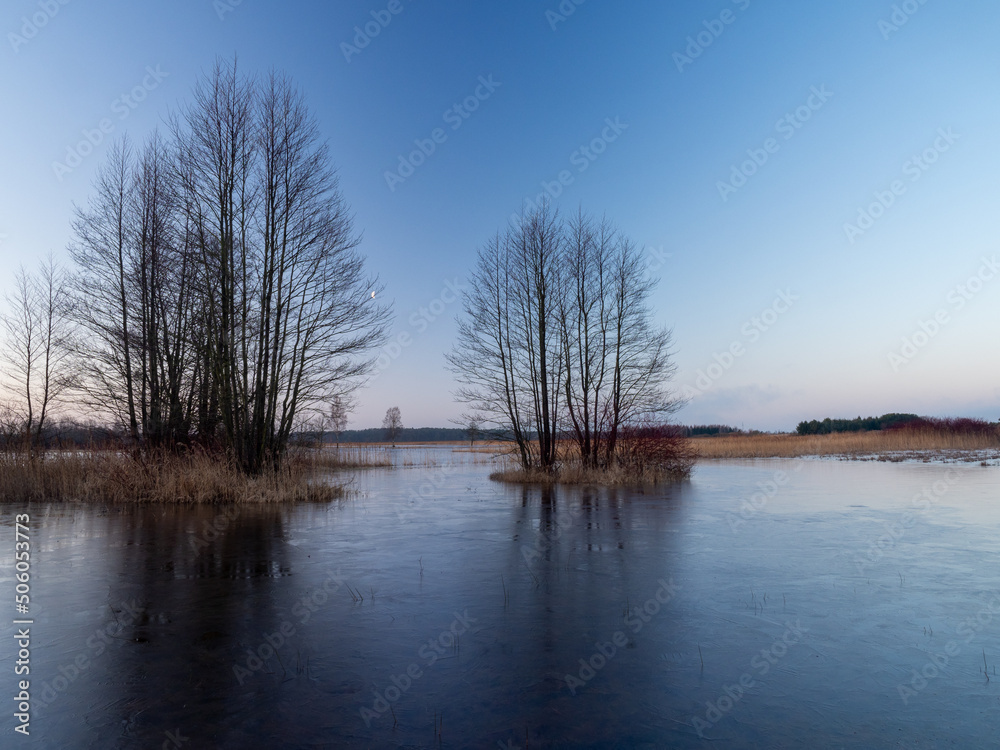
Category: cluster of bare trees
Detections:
[
  {"x1": 0, "y1": 256, "x2": 75, "y2": 451},
  {"x1": 1, "y1": 59, "x2": 389, "y2": 473},
  {"x1": 447, "y1": 205, "x2": 679, "y2": 471}
]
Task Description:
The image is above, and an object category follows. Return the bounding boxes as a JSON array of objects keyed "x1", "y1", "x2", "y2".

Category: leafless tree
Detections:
[
  {"x1": 68, "y1": 57, "x2": 390, "y2": 473},
  {"x1": 382, "y1": 406, "x2": 402, "y2": 446},
  {"x1": 599, "y1": 232, "x2": 679, "y2": 464},
  {"x1": 560, "y1": 212, "x2": 678, "y2": 466},
  {"x1": 449, "y1": 205, "x2": 679, "y2": 472},
  {"x1": 329, "y1": 395, "x2": 350, "y2": 446},
  {"x1": 0, "y1": 255, "x2": 74, "y2": 450},
  {"x1": 560, "y1": 210, "x2": 612, "y2": 467},
  {"x1": 69, "y1": 137, "x2": 141, "y2": 441},
  {"x1": 448, "y1": 205, "x2": 564, "y2": 470}
]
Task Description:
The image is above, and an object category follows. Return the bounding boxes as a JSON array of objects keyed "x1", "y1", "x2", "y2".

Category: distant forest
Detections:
[
  {"x1": 325, "y1": 425, "x2": 752, "y2": 443},
  {"x1": 795, "y1": 413, "x2": 922, "y2": 435},
  {"x1": 326, "y1": 427, "x2": 471, "y2": 443},
  {"x1": 681, "y1": 424, "x2": 748, "y2": 437}
]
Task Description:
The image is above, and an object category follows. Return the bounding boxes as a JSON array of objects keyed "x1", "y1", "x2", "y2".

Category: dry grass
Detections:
[
  {"x1": 489, "y1": 461, "x2": 691, "y2": 486},
  {"x1": 693, "y1": 429, "x2": 1000, "y2": 459},
  {"x1": 488, "y1": 433, "x2": 695, "y2": 486},
  {"x1": 312, "y1": 443, "x2": 392, "y2": 468},
  {"x1": 0, "y1": 449, "x2": 347, "y2": 503}
]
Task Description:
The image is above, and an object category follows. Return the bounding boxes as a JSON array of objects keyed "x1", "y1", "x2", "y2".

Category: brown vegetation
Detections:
[
  {"x1": 312, "y1": 443, "x2": 392, "y2": 469},
  {"x1": 693, "y1": 426, "x2": 1000, "y2": 459},
  {"x1": 0, "y1": 447, "x2": 381, "y2": 503},
  {"x1": 490, "y1": 426, "x2": 695, "y2": 485}
]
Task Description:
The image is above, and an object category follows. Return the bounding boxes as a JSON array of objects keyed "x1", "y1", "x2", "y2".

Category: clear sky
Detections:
[{"x1": 2, "y1": 0, "x2": 998, "y2": 431}]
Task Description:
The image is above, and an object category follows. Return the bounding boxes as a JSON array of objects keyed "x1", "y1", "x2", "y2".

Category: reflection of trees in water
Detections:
[
  {"x1": 502, "y1": 482, "x2": 687, "y2": 736},
  {"x1": 91, "y1": 505, "x2": 298, "y2": 746}
]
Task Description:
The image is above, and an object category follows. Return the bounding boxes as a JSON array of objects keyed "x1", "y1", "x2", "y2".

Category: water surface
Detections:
[{"x1": 2, "y1": 449, "x2": 999, "y2": 748}]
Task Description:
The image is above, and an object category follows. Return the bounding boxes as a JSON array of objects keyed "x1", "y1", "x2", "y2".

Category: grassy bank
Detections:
[
  {"x1": 693, "y1": 429, "x2": 1000, "y2": 459},
  {"x1": 0, "y1": 449, "x2": 366, "y2": 503},
  {"x1": 489, "y1": 461, "x2": 693, "y2": 486},
  {"x1": 488, "y1": 431, "x2": 696, "y2": 486}
]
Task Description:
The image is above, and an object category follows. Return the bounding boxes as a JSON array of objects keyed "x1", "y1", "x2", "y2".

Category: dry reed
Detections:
[
  {"x1": 0, "y1": 449, "x2": 350, "y2": 504},
  {"x1": 488, "y1": 431, "x2": 696, "y2": 486},
  {"x1": 693, "y1": 429, "x2": 1000, "y2": 459}
]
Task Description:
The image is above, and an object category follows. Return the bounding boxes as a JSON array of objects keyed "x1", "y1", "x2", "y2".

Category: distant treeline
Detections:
[
  {"x1": 0, "y1": 423, "x2": 475, "y2": 449},
  {"x1": 325, "y1": 425, "x2": 736, "y2": 443},
  {"x1": 795, "y1": 414, "x2": 920, "y2": 434},
  {"x1": 795, "y1": 413, "x2": 997, "y2": 435},
  {"x1": 0, "y1": 420, "x2": 124, "y2": 449},
  {"x1": 325, "y1": 427, "x2": 472, "y2": 443},
  {"x1": 681, "y1": 425, "x2": 748, "y2": 437}
]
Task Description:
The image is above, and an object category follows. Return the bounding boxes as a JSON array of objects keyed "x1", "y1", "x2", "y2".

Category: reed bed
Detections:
[
  {"x1": 693, "y1": 429, "x2": 1000, "y2": 459},
  {"x1": 0, "y1": 449, "x2": 348, "y2": 504},
  {"x1": 488, "y1": 431, "x2": 696, "y2": 486},
  {"x1": 489, "y1": 460, "x2": 692, "y2": 486},
  {"x1": 313, "y1": 443, "x2": 392, "y2": 468}
]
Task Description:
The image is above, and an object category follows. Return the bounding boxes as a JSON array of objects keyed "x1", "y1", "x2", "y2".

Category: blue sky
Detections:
[{"x1": 2, "y1": 0, "x2": 998, "y2": 431}]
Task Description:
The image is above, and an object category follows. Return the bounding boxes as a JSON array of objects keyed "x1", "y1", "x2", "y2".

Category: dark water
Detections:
[{"x1": 2, "y1": 449, "x2": 999, "y2": 748}]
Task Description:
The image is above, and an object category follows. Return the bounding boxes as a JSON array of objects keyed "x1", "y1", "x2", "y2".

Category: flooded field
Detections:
[{"x1": 2, "y1": 447, "x2": 999, "y2": 748}]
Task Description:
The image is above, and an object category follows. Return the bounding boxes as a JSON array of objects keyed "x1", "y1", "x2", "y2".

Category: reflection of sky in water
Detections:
[{"x1": 1, "y1": 448, "x2": 998, "y2": 748}]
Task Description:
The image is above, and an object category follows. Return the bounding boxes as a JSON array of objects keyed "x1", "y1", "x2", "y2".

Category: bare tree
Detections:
[
  {"x1": 560, "y1": 210, "x2": 612, "y2": 467},
  {"x1": 69, "y1": 137, "x2": 141, "y2": 441},
  {"x1": 560, "y1": 212, "x2": 678, "y2": 467},
  {"x1": 70, "y1": 133, "x2": 198, "y2": 450},
  {"x1": 382, "y1": 406, "x2": 402, "y2": 446},
  {"x1": 329, "y1": 395, "x2": 350, "y2": 446},
  {"x1": 68, "y1": 57, "x2": 390, "y2": 473},
  {"x1": 600, "y1": 234, "x2": 679, "y2": 464},
  {"x1": 449, "y1": 205, "x2": 680, "y2": 473},
  {"x1": 0, "y1": 256, "x2": 74, "y2": 451},
  {"x1": 448, "y1": 204, "x2": 563, "y2": 470}
]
